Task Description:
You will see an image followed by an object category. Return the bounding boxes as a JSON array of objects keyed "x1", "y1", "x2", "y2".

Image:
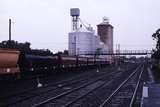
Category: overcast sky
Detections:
[{"x1": 0, "y1": 0, "x2": 159, "y2": 52}]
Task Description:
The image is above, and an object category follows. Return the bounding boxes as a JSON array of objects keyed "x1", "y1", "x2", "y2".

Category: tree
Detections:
[
  {"x1": 152, "y1": 28, "x2": 160, "y2": 65},
  {"x1": 152, "y1": 28, "x2": 160, "y2": 51}
]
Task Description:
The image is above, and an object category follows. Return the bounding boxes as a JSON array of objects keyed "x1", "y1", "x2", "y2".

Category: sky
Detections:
[{"x1": 0, "y1": 0, "x2": 159, "y2": 53}]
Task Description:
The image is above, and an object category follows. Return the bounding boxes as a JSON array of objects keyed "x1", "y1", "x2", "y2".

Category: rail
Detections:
[
  {"x1": 129, "y1": 65, "x2": 144, "y2": 107},
  {"x1": 32, "y1": 67, "x2": 124, "y2": 107},
  {"x1": 99, "y1": 64, "x2": 144, "y2": 107}
]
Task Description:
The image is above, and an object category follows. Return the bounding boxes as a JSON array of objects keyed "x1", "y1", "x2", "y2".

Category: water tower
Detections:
[{"x1": 70, "y1": 8, "x2": 80, "y2": 31}]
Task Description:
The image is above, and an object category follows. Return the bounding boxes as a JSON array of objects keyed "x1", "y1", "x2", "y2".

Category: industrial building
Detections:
[{"x1": 68, "y1": 8, "x2": 113, "y2": 60}]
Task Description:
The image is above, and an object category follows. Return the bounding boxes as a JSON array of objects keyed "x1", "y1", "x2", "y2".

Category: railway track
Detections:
[
  {"x1": 31, "y1": 72, "x2": 122, "y2": 107},
  {"x1": 29, "y1": 63, "x2": 139, "y2": 107},
  {"x1": 0, "y1": 67, "x2": 95, "y2": 97},
  {"x1": 0, "y1": 68, "x2": 101, "y2": 99},
  {"x1": 0, "y1": 63, "x2": 139, "y2": 107},
  {"x1": 0, "y1": 65, "x2": 122, "y2": 107},
  {"x1": 0, "y1": 66, "x2": 100, "y2": 96},
  {"x1": 30, "y1": 63, "x2": 142, "y2": 107},
  {"x1": 100, "y1": 64, "x2": 144, "y2": 107}
]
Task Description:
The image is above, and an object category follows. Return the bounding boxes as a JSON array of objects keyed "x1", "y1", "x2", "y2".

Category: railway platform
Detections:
[{"x1": 141, "y1": 83, "x2": 160, "y2": 107}]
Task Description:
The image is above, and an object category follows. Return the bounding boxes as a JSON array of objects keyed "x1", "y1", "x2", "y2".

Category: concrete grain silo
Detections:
[
  {"x1": 97, "y1": 17, "x2": 113, "y2": 53},
  {"x1": 68, "y1": 26, "x2": 95, "y2": 56}
]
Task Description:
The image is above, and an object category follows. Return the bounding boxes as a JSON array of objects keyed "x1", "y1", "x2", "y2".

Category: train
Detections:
[{"x1": 0, "y1": 48, "x2": 110, "y2": 79}]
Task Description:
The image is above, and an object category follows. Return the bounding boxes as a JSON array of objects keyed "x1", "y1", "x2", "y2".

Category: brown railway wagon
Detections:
[
  {"x1": 0, "y1": 48, "x2": 20, "y2": 74},
  {"x1": 61, "y1": 56, "x2": 77, "y2": 67}
]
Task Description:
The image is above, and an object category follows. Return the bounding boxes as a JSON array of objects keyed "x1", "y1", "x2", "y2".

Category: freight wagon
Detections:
[{"x1": 0, "y1": 48, "x2": 110, "y2": 80}]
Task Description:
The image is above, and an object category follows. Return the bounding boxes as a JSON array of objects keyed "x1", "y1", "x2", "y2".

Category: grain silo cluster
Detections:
[{"x1": 68, "y1": 8, "x2": 113, "y2": 60}]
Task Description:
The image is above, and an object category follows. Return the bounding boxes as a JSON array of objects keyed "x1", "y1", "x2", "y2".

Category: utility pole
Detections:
[
  {"x1": 118, "y1": 44, "x2": 120, "y2": 54},
  {"x1": 9, "y1": 19, "x2": 11, "y2": 41}
]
